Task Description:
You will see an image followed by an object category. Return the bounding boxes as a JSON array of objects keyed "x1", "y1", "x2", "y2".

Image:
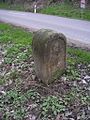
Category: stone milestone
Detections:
[{"x1": 32, "y1": 29, "x2": 66, "y2": 85}]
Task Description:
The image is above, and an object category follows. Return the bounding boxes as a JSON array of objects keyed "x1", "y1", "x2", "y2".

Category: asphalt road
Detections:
[{"x1": 0, "y1": 9, "x2": 90, "y2": 48}]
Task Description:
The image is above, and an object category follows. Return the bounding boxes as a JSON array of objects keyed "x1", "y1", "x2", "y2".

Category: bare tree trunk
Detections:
[{"x1": 2, "y1": 0, "x2": 5, "y2": 3}]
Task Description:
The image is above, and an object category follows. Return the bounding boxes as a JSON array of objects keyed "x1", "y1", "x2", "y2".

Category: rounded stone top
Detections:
[
  {"x1": 33, "y1": 29, "x2": 66, "y2": 43},
  {"x1": 32, "y1": 29, "x2": 67, "y2": 84}
]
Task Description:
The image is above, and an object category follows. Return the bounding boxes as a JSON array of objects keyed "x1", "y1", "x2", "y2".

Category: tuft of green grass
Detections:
[
  {"x1": 67, "y1": 47, "x2": 90, "y2": 63},
  {"x1": 0, "y1": 3, "x2": 24, "y2": 11},
  {"x1": 66, "y1": 47, "x2": 90, "y2": 81},
  {"x1": 40, "y1": 3, "x2": 90, "y2": 21},
  {"x1": 0, "y1": 3, "x2": 9, "y2": 9},
  {"x1": 0, "y1": 23, "x2": 32, "y2": 45}
]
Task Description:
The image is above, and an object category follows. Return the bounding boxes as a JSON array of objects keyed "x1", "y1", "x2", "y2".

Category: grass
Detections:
[
  {"x1": 0, "y1": 23, "x2": 90, "y2": 120},
  {"x1": 0, "y1": 2, "x2": 24, "y2": 11},
  {"x1": 0, "y1": 23, "x2": 33, "y2": 119},
  {"x1": 0, "y1": 23, "x2": 32, "y2": 64},
  {"x1": 0, "y1": 2, "x2": 90, "y2": 21},
  {"x1": 0, "y1": 23, "x2": 32, "y2": 45},
  {"x1": 67, "y1": 47, "x2": 90, "y2": 63},
  {"x1": 39, "y1": 3, "x2": 90, "y2": 21}
]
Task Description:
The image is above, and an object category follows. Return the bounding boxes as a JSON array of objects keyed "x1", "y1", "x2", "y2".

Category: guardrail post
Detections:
[{"x1": 34, "y1": 4, "x2": 37, "y2": 13}]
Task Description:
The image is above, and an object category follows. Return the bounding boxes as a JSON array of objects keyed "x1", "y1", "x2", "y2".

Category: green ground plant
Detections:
[
  {"x1": 40, "y1": 3, "x2": 90, "y2": 21},
  {"x1": 0, "y1": 89, "x2": 41, "y2": 120},
  {"x1": 0, "y1": 2, "x2": 90, "y2": 21},
  {"x1": 0, "y1": 23, "x2": 90, "y2": 120},
  {"x1": 0, "y1": 23, "x2": 32, "y2": 45},
  {"x1": 0, "y1": 3, "x2": 24, "y2": 11},
  {"x1": 40, "y1": 96, "x2": 65, "y2": 119},
  {"x1": 67, "y1": 47, "x2": 90, "y2": 63}
]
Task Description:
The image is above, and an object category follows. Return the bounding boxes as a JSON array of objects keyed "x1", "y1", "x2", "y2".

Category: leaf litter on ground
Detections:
[{"x1": 0, "y1": 23, "x2": 90, "y2": 120}]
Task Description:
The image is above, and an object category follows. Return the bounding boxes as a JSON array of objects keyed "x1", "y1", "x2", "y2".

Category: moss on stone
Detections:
[
  {"x1": 33, "y1": 29, "x2": 66, "y2": 85},
  {"x1": 47, "y1": 69, "x2": 65, "y2": 84}
]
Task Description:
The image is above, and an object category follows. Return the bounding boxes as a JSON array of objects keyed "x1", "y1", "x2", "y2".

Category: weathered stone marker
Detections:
[{"x1": 32, "y1": 29, "x2": 66, "y2": 85}]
